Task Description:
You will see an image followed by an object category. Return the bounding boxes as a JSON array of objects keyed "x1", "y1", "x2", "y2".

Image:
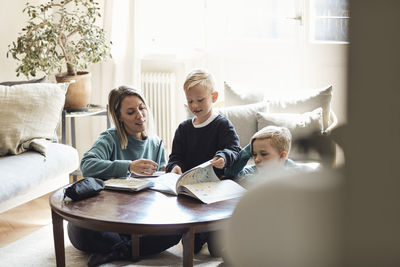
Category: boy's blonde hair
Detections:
[
  {"x1": 183, "y1": 69, "x2": 215, "y2": 93},
  {"x1": 251, "y1": 126, "x2": 292, "y2": 154}
]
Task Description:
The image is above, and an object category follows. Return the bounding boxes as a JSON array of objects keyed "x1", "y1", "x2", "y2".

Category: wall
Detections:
[
  {"x1": 0, "y1": 1, "x2": 110, "y2": 162},
  {"x1": 0, "y1": 1, "x2": 36, "y2": 81}
]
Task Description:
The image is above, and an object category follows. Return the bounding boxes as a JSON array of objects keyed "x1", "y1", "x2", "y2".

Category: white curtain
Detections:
[{"x1": 74, "y1": 0, "x2": 140, "y2": 160}]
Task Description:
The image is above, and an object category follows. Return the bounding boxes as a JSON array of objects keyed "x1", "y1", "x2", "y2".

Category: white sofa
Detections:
[
  {"x1": 0, "y1": 82, "x2": 79, "y2": 213},
  {"x1": 186, "y1": 82, "x2": 338, "y2": 166},
  {"x1": 0, "y1": 143, "x2": 78, "y2": 213}
]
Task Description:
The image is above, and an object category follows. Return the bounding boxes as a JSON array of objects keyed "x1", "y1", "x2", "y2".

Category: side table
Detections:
[{"x1": 61, "y1": 104, "x2": 110, "y2": 181}]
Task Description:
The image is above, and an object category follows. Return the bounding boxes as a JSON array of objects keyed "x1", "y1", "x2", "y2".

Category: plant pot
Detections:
[{"x1": 55, "y1": 71, "x2": 91, "y2": 111}]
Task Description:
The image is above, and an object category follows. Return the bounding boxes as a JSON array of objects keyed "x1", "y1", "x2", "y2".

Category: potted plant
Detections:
[{"x1": 7, "y1": 0, "x2": 112, "y2": 111}]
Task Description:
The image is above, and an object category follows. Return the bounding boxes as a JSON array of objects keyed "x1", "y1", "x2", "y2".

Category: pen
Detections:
[{"x1": 155, "y1": 139, "x2": 163, "y2": 164}]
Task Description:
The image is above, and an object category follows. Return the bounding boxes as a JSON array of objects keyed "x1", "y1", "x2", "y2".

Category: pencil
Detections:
[{"x1": 155, "y1": 139, "x2": 163, "y2": 163}]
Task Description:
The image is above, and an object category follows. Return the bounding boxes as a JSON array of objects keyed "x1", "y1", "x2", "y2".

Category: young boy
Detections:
[
  {"x1": 225, "y1": 125, "x2": 298, "y2": 179},
  {"x1": 166, "y1": 69, "x2": 241, "y2": 256}
]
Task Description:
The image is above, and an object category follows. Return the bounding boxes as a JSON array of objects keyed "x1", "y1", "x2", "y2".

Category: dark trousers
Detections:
[{"x1": 67, "y1": 223, "x2": 181, "y2": 257}]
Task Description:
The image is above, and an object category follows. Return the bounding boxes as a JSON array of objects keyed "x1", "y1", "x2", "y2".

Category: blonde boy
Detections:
[
  {"x1": 225, "y1": 125, "x2": 298, "y2": 178},
  {"x1": 166, "y1": 69, "x2": 241, "y2": 256},
  {"x1": 166, "y1": 69, "x2": 240, "y2": 176}
]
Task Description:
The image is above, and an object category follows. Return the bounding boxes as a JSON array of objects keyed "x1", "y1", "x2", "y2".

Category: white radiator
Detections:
[{"x1": 141, "y1": 72, "x2": 176, "y2": 156}]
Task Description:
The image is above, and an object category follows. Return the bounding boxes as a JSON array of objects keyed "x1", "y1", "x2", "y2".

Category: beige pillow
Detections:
[
  {"x1": 224, "y1": 81, "x2": 265, "y2": 107},
  {"x1": 184, "y1": 101, "x2": 268, "y2": 148},
  {"x1": 256, "y1": 108, "x2": 324, "y2": 161},
  {"x1": 256, "y1": 108, "x2": 324, "y2": 140},
  {"x1": 0, "y1": 83, "x2": 68, "y2": 156},
  {"x1": 267, "y1": 85, "x2": 333, "y2": 130},
  {"x1": 224, "y1": 82, "x2": 332, "y2": 130}
]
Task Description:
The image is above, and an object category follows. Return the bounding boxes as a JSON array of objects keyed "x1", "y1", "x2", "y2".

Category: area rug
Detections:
[{"x1": 0, "y1": 222, "x2": 224, "y2": 267}]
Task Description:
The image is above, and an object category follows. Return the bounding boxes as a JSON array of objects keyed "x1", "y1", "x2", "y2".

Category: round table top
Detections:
[{"x1": 50, "y1": 187, "x2": 240, "y2": 234}]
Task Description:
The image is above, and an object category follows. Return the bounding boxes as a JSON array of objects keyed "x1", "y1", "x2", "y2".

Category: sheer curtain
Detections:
[
  {"x1": 74, "y1": 0, "x2": 140, "y2": 160},
  {"x1": 92, "y1": 0, "x2": 140, "y2": 104},
  {"x1": 136, "y1": 0, "x2": 303, "y2": 94}
]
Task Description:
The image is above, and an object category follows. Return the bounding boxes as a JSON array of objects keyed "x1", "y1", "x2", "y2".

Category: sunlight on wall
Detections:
[
  {"x1": 134, "y1": 0, "x2": 347, "y2": 123},
  {"x1": 136, "y1": 0, "x2": 308, "y2": 94},
  {"x1": 110, "y1": 0, "x2": 130, "y2": 63}
]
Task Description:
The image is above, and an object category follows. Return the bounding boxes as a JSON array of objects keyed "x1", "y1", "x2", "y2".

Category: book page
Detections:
[
  {"x1": 178, "y1": 180, "x2": 246, "y2": 204},
  {"x1": 147, "y1": 172, "x2": 181, "y2": 195},
  {"x1": 104, "y1": 178, "x2": 153, "y2": 192},
  {"x1": 176, "y1": 161, "x2": 219, "y2": 190},
  {"x1": 130, "y1": 171, "x2": 165, "y2": 178}
]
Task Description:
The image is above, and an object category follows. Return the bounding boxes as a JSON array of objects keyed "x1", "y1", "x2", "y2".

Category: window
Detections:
[
  {"x1": 224, "y1": 0, "x2": 298, "y2": 41},
  {"x1": 310, "y1": 0, "x2": 350, "y2": 43}
]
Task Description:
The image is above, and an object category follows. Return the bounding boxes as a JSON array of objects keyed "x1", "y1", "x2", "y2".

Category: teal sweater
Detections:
[{"x1": 81, "y1": 127, "x2": 166, "y2": 179}]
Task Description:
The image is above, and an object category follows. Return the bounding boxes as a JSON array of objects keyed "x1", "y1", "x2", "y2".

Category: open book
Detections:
[
  {"x1": 104, "y1": 171, "x2": 166, "y2": 191},
  {"x1": 104, "y1": 177, "x2": 154, "y2": 192},
  {"x1": 130, "y1": 171, "x2": 165, "y2": 178},
  {"x1": 147, "y1": 161, "x2": 246, "y2": 204}
]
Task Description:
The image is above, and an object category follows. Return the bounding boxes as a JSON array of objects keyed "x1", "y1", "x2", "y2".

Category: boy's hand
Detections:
[
  {"x1": 130, "y1": 159, "x2": 158, "y2": 175},
  {"x1": 171, "y1": 165, "x2": 182, "y2": 174},
  {"x1": 211, "y1": 156, "x2": 225, "y2": 169}
]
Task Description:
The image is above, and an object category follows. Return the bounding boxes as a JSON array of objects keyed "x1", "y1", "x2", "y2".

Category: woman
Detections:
[{"x1": 67, "y1": 86, "x2": 181, "y2": 267}]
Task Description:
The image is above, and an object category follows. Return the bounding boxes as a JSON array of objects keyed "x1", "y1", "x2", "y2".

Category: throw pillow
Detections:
[
  {"x1": 256, "y1": 108, "x2": 324, "y2": 162},
  {"x1": 0, "y1": 76, "x2": 46, "y2": 86},
  {"x1": 267, "y1": 85, "x2": 333, "y2": 130},
  {"x1": 224, "y1": 81, "x2": 265, "y2": 107},
  {"x1": 256, "y1": 108, "x2": 324, "y2": 141},
  {"x1": 0, "y1": 83, "x2": 68, "y2": 156},
  {"x1": 185, "y1": 101, "x2": 268, "y2": 148}
]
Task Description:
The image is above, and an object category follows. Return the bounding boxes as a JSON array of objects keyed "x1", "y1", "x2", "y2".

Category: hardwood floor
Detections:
[
  {"x1": 0, "y1": 192, "x2": 52, "y2": 248},
  {"x1": 0, "y1": 176, "x2": 78, "y2": 248}
]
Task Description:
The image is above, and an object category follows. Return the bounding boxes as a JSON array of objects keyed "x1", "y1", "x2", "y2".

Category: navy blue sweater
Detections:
[{"x1": 166, "y1": 114, "x2": 241, "y2": 177}]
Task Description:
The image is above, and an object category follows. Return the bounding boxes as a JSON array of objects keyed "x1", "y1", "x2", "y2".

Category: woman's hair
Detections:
[
  {"x1": 251, "y1": 126, "x2": 292, "y2": 154},
  {"x1": 183, "y1": 69, "x2": 215, "y2": 93},
  {"x1": 108, "y1": 85, "x2": 155, "y2": 149}
]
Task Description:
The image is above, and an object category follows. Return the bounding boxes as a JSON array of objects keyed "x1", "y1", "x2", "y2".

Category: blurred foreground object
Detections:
[{"x1": 224, "y1": 169, "x2": 343, "y2": 267}]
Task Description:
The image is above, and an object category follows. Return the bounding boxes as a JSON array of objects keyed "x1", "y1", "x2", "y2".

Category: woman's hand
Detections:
[
  {"x1": 211, "y1": 156, "x2": 225, "y2": 169},
  {"x1": 129, "y1": 159, "x2": 158, "y2": 175},
  {"x1": 171, "y1": 165, "x2": 182, "y2": 174}
]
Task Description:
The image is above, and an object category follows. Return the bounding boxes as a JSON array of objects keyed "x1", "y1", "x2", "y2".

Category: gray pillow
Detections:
[
  {"x1": 256, "y1": 108, "x2": 324, "y2": 161},
  {"x1": 0, "y1": 76, "x2": 46, "y2": 86},
  {"x1": 0, "y1": 82, "x2": 68, "y2": 156},
  {"x1": 256, "y1": 108, "x2": 324, "y2": 141},
  {"x1": 224, "y1": 81, "x2": 264, "y2": 107},
  {"x1": 267, "y1": 85, "x2": 332, "y2": 130}
]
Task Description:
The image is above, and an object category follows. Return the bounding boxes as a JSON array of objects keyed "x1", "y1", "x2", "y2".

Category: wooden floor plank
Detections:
[{"x1": 0, "y1": 176, "x2": 77, "y2": 248}]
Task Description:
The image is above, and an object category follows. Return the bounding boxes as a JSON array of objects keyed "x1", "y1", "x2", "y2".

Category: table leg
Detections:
[
  {"x1": 51, "y1": 210, "x2": 65, "y2": 267},
  {"x1": 131, "y1": 234, "x2": 140, "y2": 262},
  {"x1": 182, "y1": 228, "x2": 195, "y2": 267}
]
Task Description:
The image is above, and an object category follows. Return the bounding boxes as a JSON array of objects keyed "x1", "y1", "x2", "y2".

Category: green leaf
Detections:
[{"x1": 8, "y1": 0, "x2": 111, "y2": 78}]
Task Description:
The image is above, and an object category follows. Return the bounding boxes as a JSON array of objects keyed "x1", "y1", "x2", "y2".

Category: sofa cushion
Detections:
[
  {"x1": 0, "y1": 143, "x2": 78, "y2": 203},
  {"x1": 267, "y1": 85, "x2": 332, "y2": 130},
  {"x1": 224, "y1": 82, "x2": 333, "y2": 130},
  {"x1": 224, "y1": 81, "x2": 265, "y2": 106},
  {"x1": 256, "y1": 108, "x2": 324, "y2": 141},
  {"x1": 256, "y1": 108, "x2": 324, "y2": 161},
  {"x1": 217, "y1": 102, "x2": 268, "y2": 147},
  {"x1": 0, "y1": 83, "x2": 68, "y2": 156}
]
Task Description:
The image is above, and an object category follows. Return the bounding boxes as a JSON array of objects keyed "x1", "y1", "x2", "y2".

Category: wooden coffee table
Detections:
[{"x1": 49, "y1": 187, "x2": 240, "y2": 267}]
